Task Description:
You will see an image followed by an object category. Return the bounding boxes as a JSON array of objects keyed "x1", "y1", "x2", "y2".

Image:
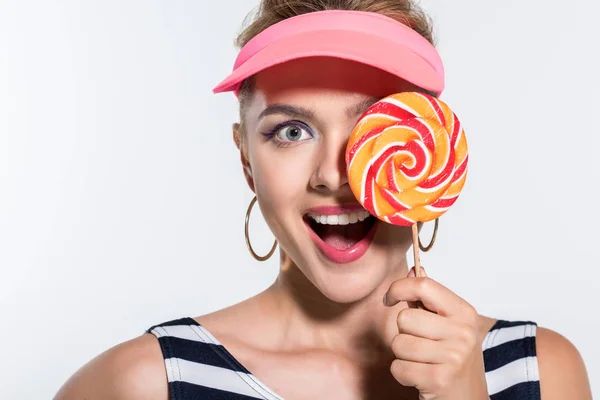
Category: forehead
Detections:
[{"x1": 251, "y1": 57, "x2": 418, "y2": 105}]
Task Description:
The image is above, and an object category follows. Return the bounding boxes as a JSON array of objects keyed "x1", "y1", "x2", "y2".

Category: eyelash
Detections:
[{"x1": 260, "y1": 120, "x2": 314, "y2": 147}]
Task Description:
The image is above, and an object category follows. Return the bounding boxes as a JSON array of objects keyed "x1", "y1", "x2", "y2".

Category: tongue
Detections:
[{"x1": 319, "y1": 221, "x2": 370, "y2": 250}]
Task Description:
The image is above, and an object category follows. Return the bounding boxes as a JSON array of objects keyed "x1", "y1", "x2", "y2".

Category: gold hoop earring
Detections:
[
  {"x1": 245, "y1": 196, "x2": 277, "y2": 261},
  {"x1": 418, "y1": 218, "x2": 439, "y2": 252}
]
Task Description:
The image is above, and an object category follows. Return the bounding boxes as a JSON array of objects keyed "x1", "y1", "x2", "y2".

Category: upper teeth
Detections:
[{"x1": 308, "y1": 210, "x2": 371, "y2": 225}]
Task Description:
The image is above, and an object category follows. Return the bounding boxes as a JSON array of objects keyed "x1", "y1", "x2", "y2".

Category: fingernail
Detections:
[{"x1": 408, "y1": 267, "x2": 416, "y2": 278}]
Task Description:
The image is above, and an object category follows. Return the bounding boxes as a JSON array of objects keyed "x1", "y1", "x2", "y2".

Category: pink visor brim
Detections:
[{"x1": 212, "y1": 11, "x2": 445, "y2": 97}]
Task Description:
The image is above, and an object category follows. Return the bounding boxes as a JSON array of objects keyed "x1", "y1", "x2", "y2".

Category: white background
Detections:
[{"x1": 1, "y1": 0, "x2": 598, "y2": 398}]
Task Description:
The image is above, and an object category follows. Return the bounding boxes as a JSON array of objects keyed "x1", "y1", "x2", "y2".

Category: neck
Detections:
[{"x1": 261, "y1": 251, "x2": 410, "y2": 365}]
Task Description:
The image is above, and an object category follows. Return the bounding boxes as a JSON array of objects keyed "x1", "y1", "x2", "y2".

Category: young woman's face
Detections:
[{"x1": 238, "y1": 57, "x2": 416, "y2": 303}]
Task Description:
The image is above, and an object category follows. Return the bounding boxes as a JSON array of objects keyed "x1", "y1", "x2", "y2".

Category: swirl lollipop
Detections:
[{"x1": 346, "y1": 92, "x2": 468, "y2": 276}]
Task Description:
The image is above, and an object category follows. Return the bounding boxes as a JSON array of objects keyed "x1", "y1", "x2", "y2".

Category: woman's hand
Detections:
[{"x1": 383, "y1": 267, "x2": 490, "y2": 400}]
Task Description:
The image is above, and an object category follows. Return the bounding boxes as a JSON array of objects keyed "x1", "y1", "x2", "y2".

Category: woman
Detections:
[{"x1": 54, "y1": 1, "x2": 592, "y2": 399}]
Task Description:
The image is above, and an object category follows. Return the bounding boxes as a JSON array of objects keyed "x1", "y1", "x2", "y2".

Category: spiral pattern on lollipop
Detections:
[{"x1": 346, "y1": 92, "x2": 468, "y2": 226}]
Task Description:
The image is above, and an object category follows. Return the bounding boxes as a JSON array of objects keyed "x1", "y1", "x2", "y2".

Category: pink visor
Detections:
[{"x1": 212, "y1": 10, "x2": 445, "y2": 97}]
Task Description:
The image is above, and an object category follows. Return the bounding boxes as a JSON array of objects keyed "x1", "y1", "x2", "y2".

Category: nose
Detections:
[{"x1": 310, "y1": 132, "x2": 350, "y2": 193}]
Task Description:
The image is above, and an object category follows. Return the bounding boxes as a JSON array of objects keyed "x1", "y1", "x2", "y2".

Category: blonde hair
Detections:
[{"x1": 233, "y1": 0, "x2": 436, "y2": 144}]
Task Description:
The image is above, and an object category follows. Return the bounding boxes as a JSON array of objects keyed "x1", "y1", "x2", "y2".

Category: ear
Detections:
[{"x1": 233, "y1": 123, "x2": 256, "y2": 193}]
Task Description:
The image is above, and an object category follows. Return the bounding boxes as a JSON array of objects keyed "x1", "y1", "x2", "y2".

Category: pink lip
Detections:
[{"x1": 304, "y1": 212, "x2": 378, "y2": 265}]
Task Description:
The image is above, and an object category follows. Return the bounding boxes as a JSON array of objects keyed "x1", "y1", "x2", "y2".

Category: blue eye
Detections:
[
  {"x1": 276, "y1": 124, "x2": 312, "y2": 142},
  {"x1": 261, "y1": 120, "x2": 314, "y2": 147}
]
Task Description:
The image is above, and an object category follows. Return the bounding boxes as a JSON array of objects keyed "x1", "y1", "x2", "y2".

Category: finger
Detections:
[
  {"x1": 395, "y1": 307, "x2": 467, "y2": 341},
  {"x1": 384, "y1": 273, "x2": 476, "y2": 321},
  {"x1": 390, "y1": 359, "x2": 434, "y2": 389},
  {"x1": 406, "y1": 267, "x2": 420, "y2": 309},
  {"x1": 391, "y1": 333, "x2": 446, "y2": 364}
]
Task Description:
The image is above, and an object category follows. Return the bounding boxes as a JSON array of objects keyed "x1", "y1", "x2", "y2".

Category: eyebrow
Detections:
[
  {"x1": 257, "y1": 96, "x2": 381, "y2": 121},
  {"x1": 258, "y1": 104, "x2": 314, "y2": 120}
]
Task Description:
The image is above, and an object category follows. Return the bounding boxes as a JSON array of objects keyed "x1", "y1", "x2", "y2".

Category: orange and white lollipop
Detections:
[{"x1": 346, "y1": 92, "x2": 468, "y2": 227}]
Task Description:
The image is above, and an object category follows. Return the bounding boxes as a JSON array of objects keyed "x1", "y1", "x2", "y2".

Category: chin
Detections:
[
  {"x1": 276, "y1": 212, "x2": 412, "y2": 302},
  {"x1": 319, "y1": 279, "x2": 383, "y2": 304},
  {"x1": 301, "y1": 247, "x2": 396, "y2": 305}
]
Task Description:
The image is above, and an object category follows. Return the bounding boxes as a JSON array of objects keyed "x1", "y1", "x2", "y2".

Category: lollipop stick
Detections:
[
  {"x1": 411, "y1": 223, "x2": 422, "y2": 277},
  {"x1": 411, "y1": 223, "x2": 426, "y2": 311}
]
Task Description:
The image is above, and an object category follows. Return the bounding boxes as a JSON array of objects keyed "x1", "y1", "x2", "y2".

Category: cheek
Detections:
[
  {"x1": 251, "y1": 145, "x2": 315, "y2": 211},
  {"x1": 375, "y1": 221, "x2": 414, "y2": 253}
]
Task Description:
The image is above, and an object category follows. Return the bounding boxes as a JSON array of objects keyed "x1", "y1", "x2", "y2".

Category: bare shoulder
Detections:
[
  {"x1": 192, "y1": 293, "x2": 270, "y2": 341},
  {"x1": 536, "y1": 326, "x2": 592, "y2": 400},
  {"x1": 53, "y1": 333, "x2": 168, "y2": 400}
]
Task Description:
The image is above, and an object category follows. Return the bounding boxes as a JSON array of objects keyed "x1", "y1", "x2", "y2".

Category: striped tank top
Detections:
[{"x1": 146, "y1": 317, "x2": 541, "y2": 399}]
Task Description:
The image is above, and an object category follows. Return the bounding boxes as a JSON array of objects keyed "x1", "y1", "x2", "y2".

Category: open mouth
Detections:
[
  {"x1": 305, "y1": 210, "x2": 377, "y2": 250},
  {"x1": 303, "y1": 208, "x2": 378, "y2": 264}
]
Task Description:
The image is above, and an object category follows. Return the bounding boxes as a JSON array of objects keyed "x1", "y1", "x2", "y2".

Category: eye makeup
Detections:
[{"x1": 260, "y1": 119, "x2": 315, "y2": 148}]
